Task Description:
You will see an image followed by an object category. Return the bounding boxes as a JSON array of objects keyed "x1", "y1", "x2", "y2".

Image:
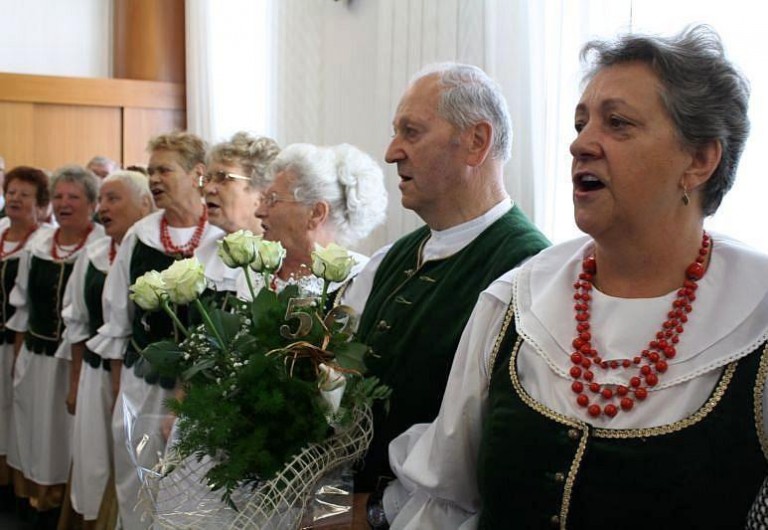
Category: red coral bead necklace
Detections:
[
  {"x1": 570, "y1": 231, "x2": 710, "y2": 418},
  {"x1": 52, "y1": 223, "x2": 94, "y2": 261},
  {"x1": 160, "y1": 207, "x2": 208, "y2": 258},
  {"x1": 0, "y1": 224, "x2": 39, "y2": 260}
]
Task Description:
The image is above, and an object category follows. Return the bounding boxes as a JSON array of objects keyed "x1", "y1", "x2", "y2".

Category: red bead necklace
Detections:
[
  {"x1": 570, "y1": 232, "x2": 710, "y2": 418},
  {"x1": 0, "y1": 224, "x2": 39, "y2": 260},
  {"x1": 52, "y1": 224, "x2": 94, "y2": 262},
  {"x1": 159, "y1": 208, "x2": 208, "y2": 258}
]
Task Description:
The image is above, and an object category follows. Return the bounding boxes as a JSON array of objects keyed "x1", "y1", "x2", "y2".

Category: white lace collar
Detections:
[
  {"x1": 28, "y1": 223, "x2": 106, "y2": 263},
  {"x1": 514, "y1": 233, "x2": 768, "y2": 389},
  {"x1": 130, "y1": 210, "x2": 225, "y2": 251},
  {"x1": 85, "y1": 236, "x2": 114, "y2": 273}
]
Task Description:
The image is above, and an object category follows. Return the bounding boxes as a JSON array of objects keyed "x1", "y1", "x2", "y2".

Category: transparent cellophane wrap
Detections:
[{"x1": 124, "y1": 395, "x2": 373, "y2": 529}]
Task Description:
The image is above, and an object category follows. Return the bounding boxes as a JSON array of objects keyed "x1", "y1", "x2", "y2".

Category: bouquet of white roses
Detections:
[{"x1": 128, "y1": 231, "x2": 388, "y2": 528}]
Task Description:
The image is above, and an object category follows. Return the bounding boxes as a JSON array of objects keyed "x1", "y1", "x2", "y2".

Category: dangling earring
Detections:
[{"x1": 681, "y1": 186, "x2": 690, "y2": 206}]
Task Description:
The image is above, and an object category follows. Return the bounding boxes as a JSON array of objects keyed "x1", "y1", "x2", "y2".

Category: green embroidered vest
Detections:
[
  {"x1": 126, "y1": 240, "x2": 180, "y2": 388},
  {"x1": 83, "y1": 261, "x2": 111, "y2": 370},
  {"x1": 25, "y1": 256, "x2": 74, "y2": 356},
  {"x1": 126, "y1": 241, "x2": 222, "y2": 387},
  {"x1": 355, "y1": 207, "x2": 549, "y2": 491},
  {"x1": 85, "y1": 262, "x2": 106, "y2": 338},
  {"x1": 0, "y1": 258, "x2": 20, "y2": 344},
  {"x1": 477, "y1": 310, "x2": 768, "y2": 529}
]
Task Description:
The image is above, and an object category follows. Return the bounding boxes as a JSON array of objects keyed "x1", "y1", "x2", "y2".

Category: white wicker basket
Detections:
[{"x1": 144, "y1": 405, "x2": 373, "y2": 529}]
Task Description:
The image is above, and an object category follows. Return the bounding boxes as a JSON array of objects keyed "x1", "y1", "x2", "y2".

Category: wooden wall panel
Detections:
[
  {"x1": 0, "y1": 102, "x2": 35, "y2": 169},
  {"x1": 122, "y1": 107, "x2": 186, "y2": 167},
  {"x1": 114, "y1": 0, "x2": 186, "y2": 83},
  {"x1": 32, "y1": 104, "x2": 122, "y2": 172},
  {"x1": 0, "y1": 73, "x2": 185, "y2": 173},
  {"x1": 0, "y1": 73, "x2": 184, "y2": 110}
]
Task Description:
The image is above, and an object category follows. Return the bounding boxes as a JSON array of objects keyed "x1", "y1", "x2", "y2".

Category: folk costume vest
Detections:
[
  {"x1": 25, "y1": 256, "x2": 74, "y2": 356},
  {"x1": 0, "y1": 257, "x2": 19, "y2": 344},
  {"x1": 125, "y1": 240, "x2": 180, "y2": 389},
  {"x1": 477, "y1": 306, "x2": 768, "y2": 529},
  {"x1": 83, "y1": 262, "x2": 110, "y2": 370},
  {"x1": 356, "y1": 207, "x2": 549, "y2": 490}
]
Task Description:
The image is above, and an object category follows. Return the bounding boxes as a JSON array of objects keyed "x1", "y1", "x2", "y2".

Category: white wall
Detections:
[{"x1": 0, "y1": 0, "x2": 111, "y2": 78}]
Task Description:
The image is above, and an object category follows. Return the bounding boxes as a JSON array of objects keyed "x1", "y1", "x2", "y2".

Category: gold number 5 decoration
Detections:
[{"x1": 280, "y1": 297, "x2": 315, "y2": 339}]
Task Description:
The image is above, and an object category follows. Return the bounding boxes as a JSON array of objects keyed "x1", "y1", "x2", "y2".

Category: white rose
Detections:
[
  {"x1": 129, "y1": 271, "x2": 167, "y2": 311},
  {"x1": 250, "y1": 240, "x2": 286, "y2": 273},
  {"x1": 318, "y1": 363, "x2": 346, "y2": 414},
  {"x1": 311, "y1": 243, "x2": 355, "y2": 283},
  {"x1": 217, "y1": 229, "x2": 261, "y2": 268},
  {"x1": 160, "y1": 258, "x2": 207, "y2": 305}
]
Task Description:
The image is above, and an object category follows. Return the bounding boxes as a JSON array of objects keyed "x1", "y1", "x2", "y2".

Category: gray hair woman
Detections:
[
  {"x1": 202, "y1": 131, "x2": 280, "y2": 235},
  {"x1": 64, "y1": 170, "x2": 154, "y2": 528},
  {"x1": 381, "y1": 25, "x2": 768, "y2": 529},
  {"x1": 199, "y1": 132, "x2": 280, "y2": 294},
  {"x1": 6, "y1": 165, "x2": 105, "y2": 526},
  {"x1": 255, "y1": 142, "x2": 387, "y2": 283}
]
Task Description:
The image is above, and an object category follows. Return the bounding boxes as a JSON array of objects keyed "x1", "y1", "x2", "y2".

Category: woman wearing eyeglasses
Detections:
[
  {"x1": 197, "y1": 131, "x2": 280, "y2": 294},
  {"x1": 86, "y1": 132, "x2": 224, "y2": 530},
  {"x1": 251, "y1": 143, "x2": 388, "y2": 294}
]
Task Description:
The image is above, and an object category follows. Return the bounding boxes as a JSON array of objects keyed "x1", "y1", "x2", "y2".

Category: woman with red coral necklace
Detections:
[
  {"x1": 62, "y1": 170, "x2": 154, "y2": 530},
  {"x1": 6, "y1": 165, "x2": 103, "y2": 528},
  {"x1": 381, "y1": 26, "x2": 768, "y2": 529},
  {"x1": 0, "y1": 166, "x2": 49, "y2": 513},
  {"x1": 86, "y1": 132, "x2": 223, "y2": 530}
]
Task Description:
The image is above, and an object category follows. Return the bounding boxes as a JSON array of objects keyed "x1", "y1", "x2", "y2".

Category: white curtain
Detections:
[
  {"x1": 185, "y1": 0, "x2": 274, "y2": 145},
  {"x1": 188, "y1": 0, "x2": 767, "y2": 252},
  {"x1": 269, "y1": 0, "x2": 633, "y2": 253}
]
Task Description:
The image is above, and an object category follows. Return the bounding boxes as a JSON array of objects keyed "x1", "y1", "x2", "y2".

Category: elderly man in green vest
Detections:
[{"x1": 343, "y1": 63, "x2": 549, "y2": 501}]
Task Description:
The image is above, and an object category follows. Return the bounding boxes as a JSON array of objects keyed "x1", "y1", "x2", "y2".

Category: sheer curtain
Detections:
[
  {"x1": 267, "y1": 0, "x2": 634, "y2": 253},
  {"x1": 269, "y1": 0, "x2": 620, "y2": 254},
  {"x1": 527, "y1": 0, "x2": 768, "y2": 250},
  {"x1": 185, "y1": 0, "x2": 274, "y2": 145},
  {"x1": 186, "y1": 0, "x2": 765, "y2": 252},
  {"x1": 629, "y1": 1, "x2": 768, "y2": 251}
]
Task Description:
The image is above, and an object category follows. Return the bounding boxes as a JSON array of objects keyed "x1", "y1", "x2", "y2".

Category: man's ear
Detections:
[{"x1": 464, "y1": 121, "x2": 494, "y2": 167}]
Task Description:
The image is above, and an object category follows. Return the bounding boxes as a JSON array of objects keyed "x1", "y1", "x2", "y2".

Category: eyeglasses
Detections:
[
  {"x1": 263, "y1": 191, "x2": 302, "y2": 207},
  {"x1": 200, "y1": 171, "x2": 252, "y2": 187}
]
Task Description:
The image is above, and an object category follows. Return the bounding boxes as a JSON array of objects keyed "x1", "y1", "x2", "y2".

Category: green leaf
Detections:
[
  {"x1": 277, "y1": 284, "x2": 300, "y2": 303},
  {"x1": 251, "y1": 287, "x2": 280, "y2": 328},
  {"x1": 206, "y1": 308, "x2": 242, "y2": 344},
  {"x1": 332, "y1": 341, "x2": 368, "y2": 373},
  {"x1": 141, "y1": 340, "x2": 184, "y2": 376},
  {"x1": 182, "y1": 358, "x2": 217, "y2": 381}
]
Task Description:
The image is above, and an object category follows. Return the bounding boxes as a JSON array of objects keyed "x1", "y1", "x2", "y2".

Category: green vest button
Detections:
[
  {"x1": 377, "y1": 320, "x2": 391, "y2": 331},
  {"x1": 554, "y1": 472, "x2": 565, "y2": 483},
  {"x1": 550, "y1": 514, "x2": 561, "y2": 527},
  {"x1": 567, "y1": 428, "x2": 579, "y2": 440}
]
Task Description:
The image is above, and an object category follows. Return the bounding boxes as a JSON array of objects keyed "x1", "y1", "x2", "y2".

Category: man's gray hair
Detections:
[
  {"x1": 581, "y1": 25, "x2": 750, "y2": 216},
  {"x1": 87, "y1": 156, "x2": 119, "y2": 171},
  {"x1": 268, "y1": 143, "x2": 388, "y2": 245},
  {"x1": 413, "y1": 63, "x2": 513, "y2": 162}
]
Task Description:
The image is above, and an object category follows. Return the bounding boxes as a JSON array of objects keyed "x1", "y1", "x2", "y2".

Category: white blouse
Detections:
[
  {"x1": 384, "y1": 233, "x2": 768, "y2": 529},
  {"x1": 86, "y1": 210, "x2": 224, "y2": 360}
]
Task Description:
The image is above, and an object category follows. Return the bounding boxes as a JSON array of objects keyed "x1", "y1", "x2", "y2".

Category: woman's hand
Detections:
[{"x1": 66, "y1": 382, "x2": 78, "y2": 415}]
